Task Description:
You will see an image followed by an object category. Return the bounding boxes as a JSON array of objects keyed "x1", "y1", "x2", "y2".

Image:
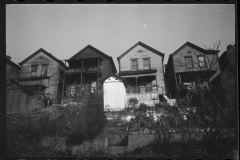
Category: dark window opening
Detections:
[
  {"x1": 184, "y1": 56, "x2": 193, "y2": 68},
  {"x1": 41, "y1": 64, "x2": 49, "y2": 76}
]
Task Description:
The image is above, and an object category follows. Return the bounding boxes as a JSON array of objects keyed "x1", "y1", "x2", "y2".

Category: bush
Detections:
[
  {"x1": 128, "y1": 98, "x2": 138, "y2": 108},
  {"x1": 138, "y1": 103, "x2": 148, "y2": 112},
  {"x1": 66, "y1": 94, "x2": 107, "y2": 145}
]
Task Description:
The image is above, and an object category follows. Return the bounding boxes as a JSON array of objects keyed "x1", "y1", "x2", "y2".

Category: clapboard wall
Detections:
[
  {"x1": 19, "y1": 51, "x2": 62, "y2": 101},
  {"x1": 172, "y1": 45, "x2": 220, "y2": 73},
  {"x1": 119, "y1": 45, "x2": 165, "y2": 93}
]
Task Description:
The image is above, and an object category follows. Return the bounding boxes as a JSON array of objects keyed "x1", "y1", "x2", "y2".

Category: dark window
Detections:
[
  {"x1": 143, "y1": 58, "x2": 150, "y2": 70},
  {"x1": 184, "y1": 56, "x2": 193, "y2": 68},
  {"x1": 131, "y1": 59, "x2": 138, "y2": 71},
  {"x1": 41, "y1": 64, "x2": 49, "y2": 76},
  {"x1": 30, "y1": 65, "x2": 37, "y2": 77},
  {"x1": 198, "y1": 55, "x2": 206, "y2": 68}
]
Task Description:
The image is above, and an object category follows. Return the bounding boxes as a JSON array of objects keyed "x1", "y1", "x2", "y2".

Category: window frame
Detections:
[
  {"x1": 197, "y1": 55, "x2": 207, "y2": 68},
  {"x1": 143, "y1": 58, "x2": 151, "y2": 70},
  {"x1": 41, "y1": 64, "x2": 49, "y2": 76},
  {"x1": 30, "y1": 65, "x2": 38, "y2": 77},
  {"x1": 131, "y1": 59, "x2": 138, "y2": 71},
  {"x1": 184, "y1": 56, "x2": 194, "y2": 69}
]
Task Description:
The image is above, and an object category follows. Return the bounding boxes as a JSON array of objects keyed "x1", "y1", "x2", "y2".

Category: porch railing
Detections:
[
  {"x1": 126, "y1": 86, "x2": 164, "y2": 94},
  {"x1": 66, "y1": 67, "x2": 101, "y2": 73}
]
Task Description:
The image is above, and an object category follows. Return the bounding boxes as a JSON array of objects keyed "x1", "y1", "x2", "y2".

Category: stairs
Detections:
[{"x1": 163, "y1": 95, "x2": 176, "y2": 106}]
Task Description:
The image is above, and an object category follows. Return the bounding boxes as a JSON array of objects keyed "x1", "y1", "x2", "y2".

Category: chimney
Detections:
[{"x1": 6, "y1": 55, "x2": 11, "y2": 60}]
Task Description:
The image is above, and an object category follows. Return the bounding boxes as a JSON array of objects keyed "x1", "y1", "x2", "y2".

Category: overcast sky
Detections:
[{"x1": 6, "y1": 4, "x2": 235, "y2": 71}]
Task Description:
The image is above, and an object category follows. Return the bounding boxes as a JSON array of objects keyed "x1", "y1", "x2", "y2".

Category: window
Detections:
[
  {"x1": 30, "y1": 65, "x2": 38, "y2": 77},
  {"x1": 41, "y1": 64, "x2": 49, "y2": 76},
  {"x1": 143, "y1": 58, "x2": 151, "y2": 70},
  {"x1": 198, "y1": 56, "x2": 206, "y2": 68},
  {"x1": 131, "y1": 59, "x2": 138, "y2": 71},
  {"x1": 184, "y1": 56, "x2": 193, "y2": 68}
]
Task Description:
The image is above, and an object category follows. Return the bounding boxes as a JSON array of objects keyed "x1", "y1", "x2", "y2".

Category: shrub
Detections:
[
  {"x1": 128, "y1": 98, "x2": 138, "y2": 108},
  {"x1": 66, "y1": 94, "x2": 107, "y2": 145},
  {"x1": 138, "y1": 103, "x2": 148, "y2": 113}
]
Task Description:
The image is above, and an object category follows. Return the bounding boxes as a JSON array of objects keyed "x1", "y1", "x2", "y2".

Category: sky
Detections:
[{"x1": 6, "y1": 4, "x2": 235, "y2": 72}]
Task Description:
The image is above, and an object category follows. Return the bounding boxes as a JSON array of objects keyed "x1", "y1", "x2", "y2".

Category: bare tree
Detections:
[{"x1": 175, "y1": 40, "x2": 234, "y2": 128}]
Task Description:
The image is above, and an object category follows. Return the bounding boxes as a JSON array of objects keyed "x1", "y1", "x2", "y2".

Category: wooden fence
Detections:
[{"x1": 6, "y1": 88, "x2": 46, "y2": 114}]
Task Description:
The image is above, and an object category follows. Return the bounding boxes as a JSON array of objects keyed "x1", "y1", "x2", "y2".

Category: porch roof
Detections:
[{"x1": 119, "y1": 69, "x2": 157, "y2": 78}]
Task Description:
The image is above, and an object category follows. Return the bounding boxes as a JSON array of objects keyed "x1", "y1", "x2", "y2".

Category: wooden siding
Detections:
[
  {"x1": 6, "y1": 63, "x2": 19, "y2": 84},
  {"x1": 63, "y1": 47, "x2": 115, "y2": 100},
  {"x1": 119, "y1": 45, "x2": 165, "y2": 92},
  {"x1": 19, "y1": 51, "x2": 61, "y2": 100},
  {"x1": 172, "y1": 45, "x2": 220, "y2": 73},
  {"x1": 6, "y1": 88, "x2": 46, "y2": 114}
]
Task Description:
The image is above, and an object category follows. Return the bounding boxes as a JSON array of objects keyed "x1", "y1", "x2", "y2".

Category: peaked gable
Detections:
[
  {"x1": 117, "y1": 41, "x2": 165, "y2": 62},
  {"x1": 69, "y1": 45, "x2": 112, "y2": 60},
  {"x1": 6, "y1": 81, "x2": 34, "y2": 94},
  {"x1": 100, "y1": 73, "x2": 127, "y2": 86},
  {"x1": 68, "y1": 45, "x2": 117, "y2": 73},
  {"x1": 6, "y1": 58, "x2": 20, "y2": 70},
  {"x1": 19, "y1": 48, "x2": 67, "y2": 69},
  {"x1": 171, "y1": 41, "x2": 220, "y2": 58}
]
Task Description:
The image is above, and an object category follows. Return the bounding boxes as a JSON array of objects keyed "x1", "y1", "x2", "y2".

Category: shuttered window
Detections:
[{"x1": 30, "y1": 65, "x2": 37, "y2": 77}]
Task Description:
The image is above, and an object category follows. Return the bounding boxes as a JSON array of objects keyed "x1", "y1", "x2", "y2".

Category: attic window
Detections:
[
  {"x1": 138, "y1": 50, "x2": 143, "y2": 53},
  {"x1": 187, "y1": 51, "x2": 192, "y2": 54}
]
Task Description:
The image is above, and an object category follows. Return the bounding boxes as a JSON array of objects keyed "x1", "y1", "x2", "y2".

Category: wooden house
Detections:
[
  {"x1": 61, "y1": 45, "x2": 117, "y2": 104},
  {"x1": 18, "y1": 48, "x2": 68, "y2": 104},
  {"x1": 164, "y1": 41, "x2": 221, "y2": 99},
  {"x1": 117, "y1": 41, "x2": 165, "y2": 106},
  {"x1": 6, "y1": 81, "x2": 46, "y2": 114},
  {"x1": 6, "y1": 55, "x2": 20, "y2": 85},
  {"x1": 218, "y1": 44, "x2": 236, "y2": 108}
]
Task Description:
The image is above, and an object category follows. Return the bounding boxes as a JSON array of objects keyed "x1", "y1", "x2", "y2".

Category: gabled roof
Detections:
[
  {"x1": 18, "y1": 48, "x2": 68, "y2": 69},
  {"x1": 67, "y1": 45, "x2": 117, "y2": 73},
  {"x1": 170, "y1": 41, "x2": 220, "y2": 58},
  {"x1": 99, "y1": 73, "x2": 127, "y2": 87},
  {"x1": 117, "y1": 41, "x2": 165, "y2": 62},
  {"x1": 6, "y1": 58, "x2": 20, "y2": 70},
  {"x1": 6, "y1": 81, "x2": 34, "y2": 94}
]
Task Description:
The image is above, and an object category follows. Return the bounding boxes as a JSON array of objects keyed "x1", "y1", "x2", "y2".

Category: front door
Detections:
[{"x1": 84, "y1": 83, "x2": 91, "y2": 95}]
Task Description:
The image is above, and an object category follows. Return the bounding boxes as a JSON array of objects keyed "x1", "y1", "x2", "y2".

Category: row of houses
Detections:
[{"x1": 6, "y1": 41, "x2": 236, "y2": 114}]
